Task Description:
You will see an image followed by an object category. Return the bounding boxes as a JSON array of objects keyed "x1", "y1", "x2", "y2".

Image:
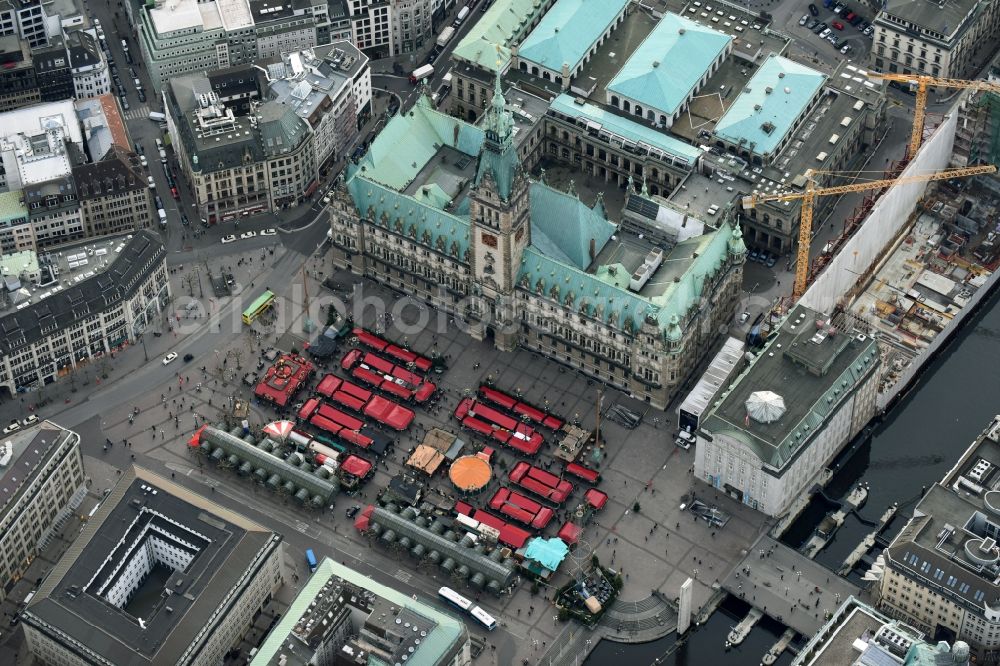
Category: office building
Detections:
[
  {"x1": 792, "y1": 595, "x2": 970, "y2": 666},
  {"x1": 329, "y1": 77, "x2": 746, "y2": 410},
  {"x1": 22, "y1": 466, "x2": 286, "y2": 666},
  {"x1": 67, "y1": 29, "x2": 109, "y2": 100},
  {"x1": 0, "y1": 35, "x2": 39, "y2": 111},
  {"x1": 166, "y1": 72, "x2": 316, "y2": 223},
  {"x1": 72, "y1": 146, "x2": 152, "y2": 237},
  {"x1": 877, "y1": 415, "x2": 1000, "y2": 661},
  {"x1": 0, "y1": 190, "x2": 32, "y2": 253},
  {"x1": 136, "y1": 0, "x2": 333, "y2": 90},
  {"x1": 251, "y1": 558, "x2": 470, "y2": 666},
  {"x1": 0, "y1": 230, "x2": 170, "y2": 396},
  {"x1": 345, "y1": 0, "x2": 392, "y2": 57},
  {"x1": 32, "y1": 40, "x2": 74, "y2": 103},
  {"x1": 263, "y1": 41, "x2": 371, "y2": 169},
  {"x1": 870, "y1": 0, "x2": 1000, "y2": 80},
  {"x1": 0, "y1": 0, "x2": 53, "y2": 48},
  {"x1": 389, "y1": 0, "x2": 433, "y2": 55},
  {"x1": 0, "y1": 420, "x2": 86, "y2": 603},
  {"x1": 694, "y1": 305, "x2": 880, "y2": 516}
]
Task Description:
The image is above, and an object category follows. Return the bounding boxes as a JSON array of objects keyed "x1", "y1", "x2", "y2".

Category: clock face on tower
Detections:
[{"x1": 481, "y1": 232, "x2": 498, "y2": 248}]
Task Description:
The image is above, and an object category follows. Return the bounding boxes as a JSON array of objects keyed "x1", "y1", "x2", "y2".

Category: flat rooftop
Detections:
[
  {"x1": 148, "y1": 0, "x2": 225, "y2": 35},
  {"x1": 792, "y1": 597, "x2": 926, "y2": 666},
  {"x1": 24, "y1": 467, "x2": 280, "y2": 666},
  {"x1": 881, "y1": 0, "x2": 982, "y2": 36},
  {"x1": 0, "y1": 422, "x2": 77, "y2": 518},
  {"x1": 700, "y1": 305, "x2": 879, "y2": 470},
  {"x1": 884, "y1": 416, "x2": 1000, "y2": 613},
  {"x1": 251, "y1": 558, "x2": 467, "y2": 666}
]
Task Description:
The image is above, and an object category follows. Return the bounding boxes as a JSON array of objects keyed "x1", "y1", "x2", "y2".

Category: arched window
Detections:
[
  {"x1": 532, "y1": 66, "x2": 539, "y2": 76},
  {"x1": 623, "y1": 100, "x2": 631, "y2": 113},
  {"x1": 634, "y1": 105, "x2": 643, "y2": 117},
  {"x1": 646, "y1": 110, "x2": 655, "y2": 121},
  {"x1": 659, "y1": 114, "x2": 666, "y2": 126},
  {"x1": 611, "y1": 95, "x2": 619, "y2": 106},
  {"x1": 519, "y1": 62, "x2": 527, "y2": 72}
]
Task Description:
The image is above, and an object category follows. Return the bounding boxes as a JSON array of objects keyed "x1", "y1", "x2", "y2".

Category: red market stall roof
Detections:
[
  {"x1": 254, "y1": 354, "x2": 314, "y2": 407},
  {"x1": 462, "y1": 416, "x2": 493, "y2": 436},
  {"x1": 354, "y1": 504, "x2": 375, "y2": 531},
  {"x1": 379, "y1": 380, "x2": 413, "y2": 401},
  {"x1": 299, "y1": 397, "x2": 320, "y2": 420},
  {"x1": 340, "y1": 455, "x2": 373, "y2": 478},
  {"x1": 584, "y1": 488, "x2": 609, "y2": 510},
  {"x1": 414, "y1": 382, "x2": 436, "y2": 403},
  {"x1": 471, "y1": 510, "x2": 531, "y2": 549},
  {"x1": 187, "y1": 424, "x2": 207, "y2": 448},
  {"x1": 352, "y1": 366, "x2": 384, "y2": 389},
  {"x1": 341, "y1": 349, "x2": 362, "y2": 370},
  {"x1": 455, "y1": 501, "x2": 473, "y2": 516},
  {"x1": 341, "y1": 381, "x2": 371, "y2": 401},
  {"x1": 353, "y1": 328, "x2": 387, "y2": 351},
  {"x1": 479, "y1": 386, "x2": 517, "y2": 410},
  {"x1": 362, "y1": 352, "x2": 394, "y2": 374},
  {"x1": 364, "y1": 395, "x2": 414, "y2": 431},
  {"x1": 557, "y1": 522, "x2": 582, "y2": 545},
  {"x1": 513, "y1": 402, "x2": 545, "y2": 423},
  {"x1": 385, "y1": 344, "x2": 417, "y2": 363},
  {"x1": 317, "y1": 403, "x2": 364, "y2": 431},
  {"x1": 565, "y1": 462, "x2": 601, "y2": 484},
  {"x1": 331, "y1": 391, "x2": 366, "y2": 412},
  {"x1": 316, "y1": 374, "x2": 343, "y2": 397},
  {"x1": 468, "y1": 401, "x2": 518, "y2": 431}
]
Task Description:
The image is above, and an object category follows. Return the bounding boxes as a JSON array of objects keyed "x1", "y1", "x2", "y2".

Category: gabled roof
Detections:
[
  {"x1": 528, "y1": 181, "x2": 616, "y2": 270},
  {"x1": 345, "y1": 172, "x2": 472, "y2": 260},
  {"x1": 714, "y1": 54, "x2": 826, "y2": 157},
  {"x1": 452, "y1": 0, "x2": 544, "y2": 72},
  {"x1": 518, "y1": 0, "x2": 629, "y2": 73},
  {"x1": 607, "y1": 12, "x2": 731, "y2": 117},
  {"x1": 356, "y1": 96, "x2": 483, "y2": 190}
]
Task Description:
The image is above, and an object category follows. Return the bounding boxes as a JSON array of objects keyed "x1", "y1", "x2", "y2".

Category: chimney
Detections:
[{"x1": 589, "y1": 238, "x2": 596, "y2": 260}]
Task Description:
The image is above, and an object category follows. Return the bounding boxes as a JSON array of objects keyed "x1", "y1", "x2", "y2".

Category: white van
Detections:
[
  {"x1": 157, "y1": 208, "x2": 167, "y2": 226},
  {"x1": 148, "y1": 111, "x2": 166, "y2": 123}
]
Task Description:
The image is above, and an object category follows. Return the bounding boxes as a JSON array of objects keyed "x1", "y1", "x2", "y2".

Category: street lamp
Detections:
[{"x1": 138, "y1": 334, "x2": 149, "y2": 362}]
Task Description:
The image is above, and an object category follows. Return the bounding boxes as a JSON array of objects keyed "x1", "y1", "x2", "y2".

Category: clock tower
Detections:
[{"x1": 468, "y1": 66, "x2": 530, "y2": 350}]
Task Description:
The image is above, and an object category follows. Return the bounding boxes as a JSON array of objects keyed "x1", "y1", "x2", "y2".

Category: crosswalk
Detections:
[{"x1": 122, "y1": 104, "x2": 150, "y2": 121}]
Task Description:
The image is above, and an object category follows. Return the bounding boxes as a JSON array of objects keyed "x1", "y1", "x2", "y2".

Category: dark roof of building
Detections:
[
  {"x1": 22, "y1": 467, "x2": 282, "y2": 666},
  {"x1": 0, "y1": 422, "x2": 77, "y2": 519},
  {"x1": 249, "y1": 0, "x2": 296, "y2": 23},
  {"x1": 72, "y1": 145, "x2": 147, "y2": 200},
  {"x1": 0, "y1": 230, "x2": 165, "y2": 354},
  {"x1": 66, "y1": 30, "x2": 101, "y2": 69},
  {"x1": 31, "y1": 42, "x2": 70, "y2": 73},
  {"x1": 0, "y1": 34, "x2": 31, "y2": 67},
  {"x1": 22, "y1": 175, "x2": 77, "y2": 208},
  {"x1": 881, "y1": 0, "x2": 984, "y2": 37},
  {"x1": 206, "y1": 64, "x2": 261, "y2": 96}
]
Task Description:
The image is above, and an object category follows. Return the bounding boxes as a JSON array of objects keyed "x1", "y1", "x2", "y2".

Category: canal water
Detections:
[{"x1": 586, "y1": 287, "x2": 1000, "y2": 664}]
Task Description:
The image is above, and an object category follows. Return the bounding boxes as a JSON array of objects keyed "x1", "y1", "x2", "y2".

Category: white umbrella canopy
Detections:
[
  {"x1": 745, "y1": 391, "x2": 786, "y2": 424},
  {"x1": 263, "y1": 420, "x2": 295, "y2": 440}
]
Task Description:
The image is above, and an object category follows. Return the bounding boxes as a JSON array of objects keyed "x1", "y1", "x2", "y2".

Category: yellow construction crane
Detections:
[
  {"x1": 741, "y1": 164, "x2": 997, "y2": 300},
  {"x1": 866, "y1": 73, "x2": 1000, "y2": 158}
]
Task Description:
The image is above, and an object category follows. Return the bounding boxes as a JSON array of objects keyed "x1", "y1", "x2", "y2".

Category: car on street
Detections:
[
  {"x1": 154, "y1": 195, "x2": 164, "y2": 209},
  {"x1": 22, "y1": 415, "x2": 39, "y2": 427},
  {"x1": 3, "y1": 421, "x2": 21, "y2": 435},
  {"x1": 766, "y1": 253, "x2": 777, "y2": 268},
  {"x1": 749, "y1": 249, "x2": 761, "y2": 262},
  {"x1": 760, "y1": 251, "x2": 772, "y2": 266},
  {"x1": 137, "y1": 90, "x2": 146, "y2": 103},
  {"x1": 183, "y1": 353, "x2": 195, "y2": 362},
  {"x1": 808, "y1": 3, "x2": 818, "y2": 14},
  {"x1": 181, "y1": 213, "x2": 189, "y2": 226},
  {"x1": 261, "y1": 228, "x2": 277, "y2": 236},
  {"x1": 863, "y1": 24, "x2": 873, "y2": 36},
  {"x1": 239, "y1": 231, "x2": 257, "y2": 239},
  {"x1": 170, "y1": 186, "x2": 179, "y2": 199},
  {"x1": 221, "y1": 235, "x2": 237, "y2": 244},
  {"x1": 840, "y1": 43, "x2": 852, "y2": 54},
  {"x1": 121, "y1": 98, "x2": 129, "y2": 110},
  {"x1": 799, "y1": 14, "x2": 809, "y2": 25},
  {"x1": 738, "y1": 311, "x2": 751, "y2": 324},
  {"x1": 134, "y1": 141, "x2": 143, "y2": 155},
  {"x1": 346, "y1": 505, "x2": 361, "y2": 518},
  {"x1": 147, "y1": 176, "x2": 155, "y2": 189},
  {"x1": 140, "y1": 155, "x2": 148, "y2": 168},
  {"x1": 162, "y1": 352, "x2": 178, "y2": 365}
]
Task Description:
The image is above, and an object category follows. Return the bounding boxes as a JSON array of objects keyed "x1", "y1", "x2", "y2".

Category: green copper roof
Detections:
[
  {"x1": 714, "y1": 54, "x2": 826, "y2": 157},
  {"x1": 356, "y1": 99, "x2": 484, "y2": 190},
  {"x1": 607, "y1": 12, "x2": 731, "y2": 117},
  {"x1": 346, "y1": 171, "x2": 471, "y2": 260},
  {"x1": 453, "y1": 0, "x2": 545, "y2": 72},
  {"x1": 0, "y1": 190, "x2": 28, "y2": 223},
  {"x1": 529, "y1": 181, "x2": 617, "y2": 270},
  {"x1": 518, "y1": 0, "x2": 629, "y2": 74},
  {"x1": 251, "y1": 558, "x2": 467, "y2": 666},
  {"x1": 549, "y1": 94, "x2": 702, "y2": 166},
  {"x1": 475, "y1": 73, "x2": 520, "y2": 200}
]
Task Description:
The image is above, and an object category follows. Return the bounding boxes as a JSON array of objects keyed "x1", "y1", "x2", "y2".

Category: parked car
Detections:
[
  {"x1": 766, "y1": 253, "x2": 777, "y2": 268},
  {"x1": 220, "y1": 235, "x2": 237, "y2": 244},
  {"x1": 738, "y1": 311, "x2": 751, "y2": 324},
  {"x1": 819, "y1": 27, "x2": 832, "y2": 38},
  {"x1": 137, "y1": 90, "x2": 146, "y2": 103},
  {"x1": 863, "y1": 24, "x2": 873, "y2": 36},
  {"x1": 807, "y1": 18, "x2": 819, "y2": 29},
  {"x1": 840, "y1": 43, "x2": 852, "y2": 54},
  {"x1": 346, "y1": 505, "x2": 361, "y2": 518},
  {"x1": 239, "y1": 231, "x2": 257, "y2": 239},
  {"x1": 832, "y1": 20, "x2": 844, "y2": 29},
  {"x1": 799, "y1": 14, "x2": 809, "y2": 25},
  {"x1": 140, "y1": 155, "x2": 148, "y2": 168},
  {"x1": 22, "y1": 415, "x2": 39, "y2": 427},
  {"x1": 121, "y1": 98, "x2": 129, "y2": 110},
  {"x1": 147, "y1": 176, "x2": 155, "y2": 189},
  {"x1": 749, "y1": 249, "x2": 761, "y2": 262},
  {"x1": 154, "y1": 195, "x2": 164, "y2": 209},
  {"x1": 3, "y1": 421, "x2": 21, "y2": 435},
  {"x1": 808, "y1": 3, "x2": 818, "y2": 15},
  {"x1": 812, "y1": 22, "x2": 827, "y2": 34},
  {"x1": 261, "y1": 228, "x2": 277, "y2": 236}
]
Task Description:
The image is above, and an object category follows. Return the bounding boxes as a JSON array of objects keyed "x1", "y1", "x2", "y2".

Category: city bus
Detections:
[
  {"x1": 242, "y1": 290, "x2": 275, "y2": 325},
  {"x1": 438, "y1": 586, "x2": 473, "y2": 612},
  {"x1": 469, "y1": 605, "x2": 497, "y2": 631}
]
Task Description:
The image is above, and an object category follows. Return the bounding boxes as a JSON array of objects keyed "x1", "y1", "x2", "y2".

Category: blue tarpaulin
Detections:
[{"x1": 524, "y1": 537, "x2": 569, "y2": 572}]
